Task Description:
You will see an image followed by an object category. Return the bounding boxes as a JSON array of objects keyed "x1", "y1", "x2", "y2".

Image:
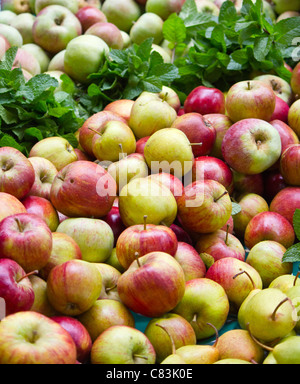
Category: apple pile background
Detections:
[{"x1": 0, "y1": 0, "x2": 300, "y2": 365}]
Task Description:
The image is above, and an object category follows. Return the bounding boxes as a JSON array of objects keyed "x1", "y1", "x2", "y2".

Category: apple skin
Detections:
[
  {"x1": 0, "y1": 258, "x2": 35, "y2": 316},
  {"x1": 291, "y1": 62, "x2": 300, "y2": 96},
  {"x1": 221, "y1": 118, "x2": 282, "y2": 175},
  {"x1": 288, "y1": 99, "x2": 300, "y2": 138},
  {"x1": 244, "y1": 211, "x2": 295, "y2": 250},
  {"x1": 10, "y1": 12, "x2": 36, "y2": 45},
  {"x1": 0, "y1": 192, "x2": 27, "y2": 223},
  {"x1": 184, "y1": 86, "x2": 225, "y2": 115},
  {"x1": 159, "y1": 86, "x2": 181, "y2": 112},
  {"x1": 144, "y1": 313, "x2": 197, "y2": 364},
  {"x1": 13, "y1": 48, "x2": 41, "y2": 76},
  {"x1": 90, "y1": 325, "x2": 156, "y2": 365},
  {"x1": 117, "y1": 252, "x2": 186, "y2": 318},
  {"x1": 39, "y1": 232, "x2": 82, "y2": 280},
  {"x1": 77, "y1": 299, "x2": 135, "y2": 342},
  {"x1": 85, "y1": 21, "x2": 124, "y2": 49},
  {"x1": 177, "y1": 179, "x2": 232, "y2": 234},
  {"x1": 192, "y1": 156, "x2": 234, "y2": 194},
  {"x1": 0, "y1": 23, "x2": 23, "y2": 47},
  {"x1": 246, "y1": 240, "x2": 293, "y2": 288},
  {"x1": 146, "y1": 172, "x2": 184, "y2": 201},
  {"x1": 93, "y1": 263, "x2": 121, "y2": 301},
  {"x1": 0, "y1": 34, "x2": 11, "y2": 59},
  {"x1": 51, "y1": 316, "x2": 92, "y2": 363},
  {"x1": 232, "y1": 169, "x2": 264, "y2": 198},
  {"x1": 21, "y1": 43, "x2": 51, "y2": 73},
  {"x1": 27, "y1": 156, "x2": 58, "y2": 201},
  {"x1": 135, "y1": 136, "x2": 150, "y2": 155},
  {"x1": 145, "y1": 0, "x2": 185, "y2": 20},
  {"x1": 270, "y1": 186, "x2": 300, "y2": 225},
  {"x1": 172, "y1": 277, "x2": 230, "y2": 340},
  {"x1": 272, "y1": 0, "x2": 300, "y2": 15},
  {"x1": 35, "y1": 0, "x2": 79, "y2": 14},
  {"x1": 195, "y1": 229, "x2": 246, "y2": 262},
  {"x1": 130, "y1": 12, "x2": 164, "y2": 46},
  {"x1": 205, "y1": 258, "x2": 263, "y2": 313},
  {"x1": 253, "y1": 74, "x2": 293, "y2": 106},
  {"x1": 50, "y1": 161, "x2": 116, "y2": 219},
  {"x1": 280, "y1": 144, "x2": 300, "y2": 186},
  {"x1": 171, "y1": 113, "x2": 216, "y2": 157},
  {"x1": 0, "y1": 146, "x2": 35, "y2": 200},
  {"x1": 29, "y1": 275, "x2": 58, "y2": 318},
  {"x1": 101, "y1": 0, "x2": 141, "y2": 32},
  {"x1": 1, "y1": 0, "x2": 31, "y2": 13},
  {"x1": 21, "y1": 195, "x2": 60, "y2": 232},
  {"x1": 0, "y1": 311, "x2": 77, "y2": 364},
  {"x1": 170, "y1": 223, "x2": 193, "y2": 245},
  {"x1": 75, "y1": 5, "x2": 107, "y2": 32},
  {"x1": 103, "y1": 205, "x2": 126, "y2": 246},
  {"x1": 103, "y1": 99, "x2": 134, "y2": 123},
  {"x1": 270, "y1": 96, "x2": 290, "y2": 123},
  {"x1": 0, "y1": 213, "x2": 53, "y2": 273},
  {"x1": 174, "y1": 242, "x2": 206, "y2": 281},
  {"x1": 46, "y1": 259, "x2": 103, "y2": 316},
  {"x1": 32, "y1": 5, "x2": 82, "y2": 54},
  {"x1": 225, "y1": 80, "x2": 276, "y2": 122},
  {"x1": 116, "y1": 223, "x2": 178, "y2": 269},
  {"x1": 263, "y1": 170, "x2": 287, "y2": 203}
]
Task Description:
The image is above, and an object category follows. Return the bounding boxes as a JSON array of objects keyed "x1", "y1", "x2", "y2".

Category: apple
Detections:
[
  {"x1": 12, "y1": 48, "x2": 41, "y2": 76},
  {"x1": 75, "y1": 5, "x2": 107, "y2": 32},
  {"x1": 0, "y1": 311, "x2": 77, "y2": 364},
  {"x1": 204, "y1": 113, "x2": 233, "y2": 159},
  {"x1": 263, "y1": 170, "x2": 287, "y2": 203},
  {"x1": 0, "y1": 258, "x2": 35, "y2": 316},
  {"x1": 117, "y1": 252, "x2": 186, "y2": 318},
  {"x1": 232, "y1": 169, "x2": 264, "y2": 197},
  {"x1": 145, "y1": 0, "x2": 186, "y2": 20},
  {"x1": 277, "y1": 11, "x2": 300, "y2": 21},
  {"x1": 103, "y1": 99, "x2": 134, "y2": 122},
  {"x1": 21, "y1": 195, "x2": 59, "y2": 232},
  {"x1": 91, "y1": 120, "x2": 136, "y2": 162},
  {"x1": 39, "y1": 232, "x2": 82, "y2": 280},
  {"x1": 103, "y1": 205, "x2": 126, "y2": 246},
  {"x1": 56, "y1": 217, "x2": 114, "y2": 263},
  {"x1": 270, "y1": 186, "x2": 300, "y2": 225},
  {"x1": 221, "y1": 118, "x2": 282, "y2": 175},
  {"x1": 0, "y1": 213, "x2": 52, "y2": 272},
  {"x1": 291, "y1": 62, "x2": 300, "y2": 96},
  {"x1": 270, "y1": 96, "x2": 290, "y2": 123},
  {"x1": 10, "y1": 12, "x2": 35, "y2": 45},
  {"x1": 64, "y1": 34, "x2": 109, "y2": 84},
  {"x1": 47, "y1": 49, "x2": 66, "y2": 72},
  {"x1": 195, "y1": 0, "x2": 220, "y2": 15},
  {"x1": 115, "y1": 219, "x2": 178, "y2": 269},
  {"x1": 270, "y1": 119, "x2": 299, "y2": 161},
  {"x1": 244, "y1": 211, "x2": 295, "y2": 250},
  {"x1": 191, "y1": 156, "x2": 234, "y2": 194},
  {"x1": 177, "y1": 179, "x2": 232, "y2": 234},
  {"x1": 46, "y1": 259, "x2": 102, "y2": 316},
  {"x1": 0, "y1": 146, "x2": 35, "y2": 200},
  {"x1": 144, "y1": 313, "x2": 197, "y2": 364},
  {"x1": 90, "y1": 325, "x2": 156, "y2": 364},
  {"x1": 50, "y1": 161, "x2": 116, "y2": 219},
  {"x1": 118, "y1": 177, "x2": 178, "y2": 227},
  {"x1": 232, "y1": 193, "x2": 269, "y2": 239},
  {"x1": 0, "y1": 23, "x2": 23, "y2": 47},
  {"x1": 94, "y1": 263, "x2": 121, "y2": 301},
  {"x1": 184, "y1": 86, "x2": 225, "y2": 115},
  {"x1": 159, "y1": 86, "x2": 181, "y2": 113},
  {"x1": 29, "y1": 274, "x2": 58, "y2": 317},
  {"x1": 135, "y1": 136, "x2": 150, "y2": 155},
  {"x1": 78, "y1": 0, "x2": 101, "y2": 9},
  {"x1": 0, "y1": 192, "x2": 27, "y2": 223},
  {"x1": 272, "y1": 0, "x2": 300, "y2": 14},
  {"x1": 107, "y1": 152, "x2": 149, "y2": 194},
  {"x1": 170, "y1": 223, "x2": 193, "y2": 245},
  {"x1": 26, "y1": 156, "x2": 58, "y2": 201},
  {"x1": 1, "y1": 0, "x2": 31, "y2": 13},
  {"x1": 195, "y1": 229, "x2": 246, "y2": 262},
  {"x1": 280, "y1": 144, "x2": 300, "y2": 186},
  {"x1": 51, "y1": 316, "x2": 92, "y2": 363},
  {"x1": 74, "y1": 148, "x2": 93, "y2": 162},
  {"x1": 146, "y1": 172, "x2": 184, "y2": 201},
  {"x1": 252, "y1": 74, "x2": 293, "y2": 105},
  {"x1": 246, "y1": 240, "x2": 293, "y2": 287},
  {"x1": 173, "y1": 242, "x2": 206, "y2": 281},
  {"x1": 288, "y1": 99, "x2": 300, "y2": 137},
  {"x1": 105, "y1": 247, "x2": 125, "y2": 273},
  {"x1": 78, "y1": 110, "x2": 126, "y2": 158},
  {"x1": 85, "y1": 21, "x2": 124, "y2": 49},
  {"x1": 21, "y1": 43, "x2": 50, "y2": 73},
  {"x1": 151, "y1": 43, "x2": 172, "y2": 63},
  {"x1": 0, "y1": 34, "x2": 11, "y2": 59},
  {"x1": 130, "y1": 12, "x2": 164, "y2": 46},
  {"x1": 172, "y1": 277, "x2": 230, "y2": 340},
  {"x1": 120, "y1": 30, "x2": 131, "y2": 48},
  {"x1": 225, "y1": 80, "x2": 276, "y2": 122},
  {"x1": 77, "y1": 299, "x2": 135, "y2": 342},
  {"x1": 35, "y1": 0, "x2": 79, "y2": 14},
  {"x1": 32, "y1": 5, "x2": 82, "y2": 54},
  {"x1": 205, "y1": 258, "x2": 263, "y2": 313},
  {"x1": 29, "y1": 136, "x2": 78, "y2": 171},
  {"x1": 101, "y1": 0, "x2": 141, "y2": 32},
  {"x1": 128, "y1": 91, "x2": 178, "y2": 139}
]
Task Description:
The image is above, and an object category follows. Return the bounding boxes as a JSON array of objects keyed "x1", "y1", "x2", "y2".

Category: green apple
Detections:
[
  {"x1": 10, "y1": 12, "x2": 35, "y2": 45},
  {"x1": 130, "y1": 12, "x2": 164, "y2": 45},
  {"x1": 118, "y1": 177, "x2": 178, "y2": 227},
  {"x1": 35, "y1": 0, "x2": 79, "y2": 14},
  {"x1": 93, "y1": 263, "x2": 121, "y2": 301},
  {"x1": 120, "y1": 31, "x2": 131, "y2": 48},
  {"x1": 195, "y1": 0, "x2": 220, "y2": 16},
  {"x1": 29, "y1": 274, "x2": 58, "y2": 317},
  {"x1": 1, "y1": 0, "x2": 31, "y2": 14},
  {"x1": 269, "y1": 274, "x2": 300, "y2": 294},
  {"x1": 0, "y1": 24, "x2": 23, "y2": 47},
  {"x1": 0, "y1": 10, "x2": 17, "y2": 24},
  {"x1": 272, "y1": 0, "x2": 300, "y2": 14},
  {"x1": 47, "y1": 49, "x2": 65, "y2": 72},
  {"x1": 101, "y1": 0, "x2": 141, "y2": 32},
  {"x1": 64, "y1": 34, "x2": 109, "y2": 84},
  {"x1": 21, "y1": 43, "x2": 50, "y2": 73},
  {"x1": 145, "y1": 0, "x2": 185, "y2": 20}
]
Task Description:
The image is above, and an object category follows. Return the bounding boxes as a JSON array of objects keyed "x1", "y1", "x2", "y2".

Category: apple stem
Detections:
[
  {"x1": 133, "y1": 354, "x2": 148, "y2": 360},
  {"x1": 155, "y1": 323, "x2": 176, "y2": 355},
  {"x1": 88, "y1": 128, "x2": 102, "y2": 136},
  {"x1": 106, "y1": 284, "x2": 117, "y2": 293},
  {"x1": 214, "y1": 190, "x2": 228, "y2": 203},
  {"x1": 225, "y1": 224, "x2": 230, "y2": 245},
  {"x1": 143, "y1": 215, "x2": 147, "y2": 231},
  {"x1": 293, "y1": 271, "x2": 300, "y2": 286},
  {"x1": 118, "y1": 143, "x2": 125, "y2": 160},
  {"x1": 246, "y1": 323, "x2": 274, "y2": 352},
  {"x1": 232, "y1": 269, "x2": 256, "y2": 289},
  {"x1": 15, "y1": 218, "x2": 24, "y2": 233},
  {"x1": 247, "y1": 81, "x2": 251, "y2": 91},
  {"x1": 206, "y1": 322, "x2": 219, "y2": 348},
  {"x1": 189, "y1": 143, "x2": 203, "y2": 146},
  {"x1": 161, "y1": 92, "x2": 169, "y2": 103},
  {"x1": 135, "y1": 252, "x2": 141, "y2": 268},
  {"x1": 271, "y1": 297, "x2": 289, "y2": 321},
  {"x1": 17, "y1": 270, "x2": 38, "y2": 283}
]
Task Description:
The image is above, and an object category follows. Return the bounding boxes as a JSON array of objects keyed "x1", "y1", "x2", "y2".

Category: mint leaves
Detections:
[{"x1": 282, "y1": 210, "x2": 300, "y2": 263}]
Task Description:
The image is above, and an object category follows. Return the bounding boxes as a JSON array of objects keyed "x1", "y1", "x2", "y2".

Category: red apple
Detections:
[
  {"x1": 0, "y1": 146, "x2": 35, "y2": 200},
  {"x1": 0, "y1": 258, "x2": 35, "y2": 316},
  {"x1": 244, "y1": 211, "x2": 295, "y2": 250},
  {"x1": 270, "y1": 119, "x2": 299, "y2": 163},
  {"x1": 94, "y1": 263, "x2": 121, "y2": 301},
  {"x1": 103, "y1": 205, "x2": 126, "y2": 246},
  {"x1": 291, "y1": 61, "x2": 300, "y2": 97},
  {"x1": 288, "y1": 99, "x2": 300, "y2": 138},
  {"x1": 116, "y1": 219, "x2": 178, "y2": 269},
  {"x1": 270, "y1": 187, "x2": 300, "y2": 225},
  {"x1": 75, "y1": 5, "x2": 107, "y2": 32},
  {"x1": 146, "y1": 172, "x2": 184, "y2": 201},
  {"x1": 173, "y1": 242, "x2": 206, "y2": 281},
  {"x1": 135, "y1": 136, "x2": 150, "y2": 155},
  {"x1": 74, "y1": 148, "x2": 93, "y2": 161},
  {"x1": 184, "y1": 86, "x2": 225, "y2": 115},
  {"x1": 103, "y1": 99, "x2": 134, "y2": 122},
  {"x1": 0, "y1": 192, "x2": 27, "y2": 223},
  {"x1": 270, "y1": 96, "x2": 290, "y2": 123},
  {"x1": 204, "y1": 113, "x2": 233, "y2": 159},
  {"x1": 117, "y1": 251, "x2": 186, "y2": 318},
  {"x1": 51, "y1": 316, "x2": 92, "y2": 363},
  {"x1": 263, "y1": 170, "x2": 287, "y2": 203},
  {"x1": 171, "y1": 112, "x2": 216, "y2": 157},
  {"x1": 50, "y1": 161, "x2": 116, "y2": 219},
  {"x1": 0, "y1": 34, "x2": 10, "y2": 59},
  {"x1": 0, "y1": 213, "x2": 52, "y2": 272},
  {"x1": 169, "y1": 223, "x2": 193, "y2": 245},
  {"x1": 85, "y1": 21, "x2": 123, "y2": 49},
  {"x1": 192, "y1": 156, "x2": 234, "y2": 194},
  {"x1": 280, "y1": 144, "x2": 300, "y2": 186},
  {"x1": 232, "y1": 170, "x2": 264, "y2": 198}
]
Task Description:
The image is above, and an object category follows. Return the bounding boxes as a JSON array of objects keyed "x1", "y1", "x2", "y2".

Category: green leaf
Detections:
[
  {"x1": 231, "y1": 202, "x2": 242, "y2": 216},
  {"x1": 282, "y1": 242, "x2": 300, "y2": 263},
  {"x1": 293, "y1": 209, "x2": 300, "y2": 241},
  {"x1": 218, "y1": 1, "x2": 238, "y2": 26},
  {"x1": 274, "y1": 17, "x2": 300, "y2": 46},
  {"x1": 0, "y1": 133, "x2": 25, "y2": 152},
  {"x1": 163, "y1": 13, "x2": 187, "y2": 45},
  {"x1": 0, "y1": 47, "x2": 18, "y2": 71},
  {"x1": 0, "y1": 105, "x2": 18, "y2": 124},
  {"x1": 24, "y1": 127, "x2": 43, "y2": 141},
  {"x1": 253, "y1": 36, "x2": 272, "y2": 62}
]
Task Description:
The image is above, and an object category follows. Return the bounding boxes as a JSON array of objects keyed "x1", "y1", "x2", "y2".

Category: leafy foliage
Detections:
[{"x1": 282, "y1": 210, "x2": 300, "y2": 263}]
